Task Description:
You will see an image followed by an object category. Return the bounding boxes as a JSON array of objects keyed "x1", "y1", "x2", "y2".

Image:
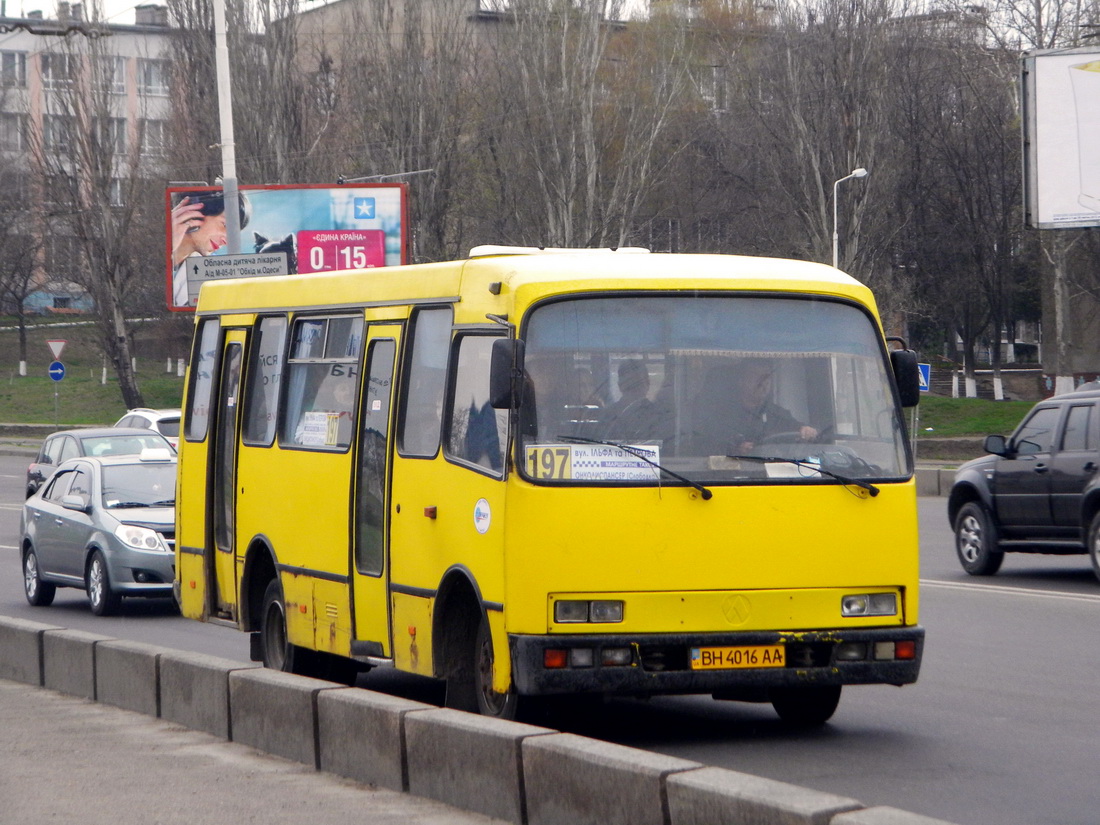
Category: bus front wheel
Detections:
[
  {"x1": 474, "y1": 617, "x2": 518, "y2": 720},
  {"x1": 770, "y1": 685, "x2": 841, "y2": 726}
]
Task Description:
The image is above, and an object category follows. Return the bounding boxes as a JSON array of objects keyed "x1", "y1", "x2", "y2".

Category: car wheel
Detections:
[
  {"x1": 23, "y1": 547, "x2": 56, "y2": 607},
  {"x1": 1087, "y1": 512, "x2": 1100, "y2": 584},
  {"x1": 954, "y1": 501, "x2": 1004, "y2": 576},
  {"x1": 87, "y1": 551, "x2": 120, "y2": 616},
  {"x1": 771, "y1": 685, "x2": 842, "y2": 726}
]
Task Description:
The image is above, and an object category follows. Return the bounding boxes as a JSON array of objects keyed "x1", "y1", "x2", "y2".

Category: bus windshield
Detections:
[{"x1": 518, "y1": 294, "x2": 909, "y2": 486}]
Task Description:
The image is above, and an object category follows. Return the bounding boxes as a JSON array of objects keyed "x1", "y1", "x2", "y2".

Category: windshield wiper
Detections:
[
  {"x1": 726, "y1": 455, "x2": 880, "y2": 497},
  {"x1": 107, "y1": 501, "x2": 154, "y2": 509},
  {"x1": 557, "y1": 435, "x2": 712, "y2": 501}
]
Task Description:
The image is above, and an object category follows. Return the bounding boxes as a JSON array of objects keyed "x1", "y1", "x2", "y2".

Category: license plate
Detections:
[{"x1": 690, "y1": 645, "x2": 785, "y2": 670}]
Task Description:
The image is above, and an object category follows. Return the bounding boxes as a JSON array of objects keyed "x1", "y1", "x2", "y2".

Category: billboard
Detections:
[
  {"x1": 1022, "y1": 48, "x2": 1100, "y2": 229},
  {"x1": 165, "y1": 183, "x2": 408, "y2": 311}
]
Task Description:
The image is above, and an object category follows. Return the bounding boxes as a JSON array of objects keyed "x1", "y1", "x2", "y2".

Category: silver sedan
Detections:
[{"x1": 20, "y1": 450, "x2": 177, "y2": 616}]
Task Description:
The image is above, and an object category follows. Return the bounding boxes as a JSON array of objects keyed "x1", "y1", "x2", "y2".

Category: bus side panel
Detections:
[
  {"x1": 236, "y1": 447, "x2": 356, "y2": 654},
  {"x1": 390, "y1": 592, "x2": 434, "y2": 676},
  {"x1": 176, "y1": 415, "x2": 212, "y2": 620},
  {"x1": 312, "y1": 577, "x2": 352, "y2": 654},
  {"x1": 389, "y1": 455, "x2": 507, "y2": 671}
]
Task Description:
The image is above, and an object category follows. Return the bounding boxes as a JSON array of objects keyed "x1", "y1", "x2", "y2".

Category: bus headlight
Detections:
[
  {"x1": 841, "y1": 593, "x2": 897, "y2": 617},
  {"x1": 554, "y1": 600, "x2": 624, "y2": 623}
]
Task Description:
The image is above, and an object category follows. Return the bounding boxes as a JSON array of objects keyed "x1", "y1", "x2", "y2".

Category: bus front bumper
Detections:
[{"x1": 510, "y1": 626, "x2": 924, "y2": 696}]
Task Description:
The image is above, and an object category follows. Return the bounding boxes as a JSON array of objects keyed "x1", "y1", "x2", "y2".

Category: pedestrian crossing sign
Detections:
[{"x1": 918, "y1": 363, "x2": 930, "y2": 392}]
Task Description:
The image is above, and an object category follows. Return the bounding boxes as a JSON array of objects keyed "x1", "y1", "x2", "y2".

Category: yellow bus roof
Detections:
[{"x1": 195, "y1": 250, "x2": 878, "y2": 321}]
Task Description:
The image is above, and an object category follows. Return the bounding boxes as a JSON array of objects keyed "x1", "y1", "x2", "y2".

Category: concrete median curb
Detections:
[{"x1": 0, "y1": 614, "x2": 960, "y2": 825}]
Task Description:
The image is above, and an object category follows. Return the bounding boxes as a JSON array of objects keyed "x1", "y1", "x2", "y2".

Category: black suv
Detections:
[{"x1": 948, "y1": 385, "x2": 1100, "y2": 583}]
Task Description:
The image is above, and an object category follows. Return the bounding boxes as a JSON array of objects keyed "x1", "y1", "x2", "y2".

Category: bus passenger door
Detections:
[
  {"x1": 351, "y1": 327, "x2": 400, "y2": 656},
  {"x1": 210, "y1": 330, "x2": 245, "y2": 619}
]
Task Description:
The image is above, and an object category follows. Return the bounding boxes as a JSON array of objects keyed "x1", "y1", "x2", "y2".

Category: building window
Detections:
[
  {"x1": 95, "y1": 117, "x2": 126, "y2": 155},
  {"x1": 0, "y1": 113, "x2": 26, "y2": 151},
  {"x1": 109, "y1": 178, "x2": 124, "y2": 207},
  {"x1": 45, "y1": 235, "x2": 82, "y2": 280},
  {"x1": 96, "y1": 56, "x2": 126, "y2": 94},
  {"x1": 42, "y1": 114, "x2": 72, "y2": 152},
  {"x1": 44, "y1": 174, "x2": 75, "y2": 206},
  {"x1": 139, "y1": 118, "x2": 167, "y2": 156},
  {"x1": 136, "y1": 59, "x2": 169, "y2": 96},
  {"x1": 0, "y1": 51, "x2": 27, "y2": 87},
  {"x1": 41, "y1": 53, "x2": 75, "y2": 90}
]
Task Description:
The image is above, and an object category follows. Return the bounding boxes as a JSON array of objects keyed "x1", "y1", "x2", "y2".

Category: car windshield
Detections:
[
  {"x1": 518, "y1": 294, "x2": 910, "y2": 487},
  {"x1": 101, "y1": 463, "x2": 177, "y2": 508},
  {"x1": 80, "y1": 434, "x2": 174, "y2": 457}
]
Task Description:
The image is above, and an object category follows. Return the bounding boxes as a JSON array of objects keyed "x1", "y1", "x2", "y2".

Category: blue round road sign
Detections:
[{"x1": 48, "y1": 361, "x2": 65, "y2": 382}]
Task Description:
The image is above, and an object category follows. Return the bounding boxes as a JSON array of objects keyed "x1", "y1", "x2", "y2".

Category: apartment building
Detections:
[{"x1": 0, "y1": 2, "x2": 173, "y2": 313}]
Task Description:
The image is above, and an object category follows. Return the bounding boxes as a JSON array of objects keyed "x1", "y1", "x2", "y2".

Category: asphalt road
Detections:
[{"x1": 2, "y1": 452, "x2": 1098, "y2": 825}]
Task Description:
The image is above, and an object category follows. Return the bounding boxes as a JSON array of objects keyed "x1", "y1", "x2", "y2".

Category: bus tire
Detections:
[
  {"x1": 954, "y1": 501, "x2": 1003, "y2": 576},
  {"x1": 260, "y1": 578, "x2": 315, "y2": 675},
  {"x1": 770, "y1": 685, "x2": 841, "y2": 726},
  {"x1": 474, "y1": 616, "x2": 518, "y2": 720}
]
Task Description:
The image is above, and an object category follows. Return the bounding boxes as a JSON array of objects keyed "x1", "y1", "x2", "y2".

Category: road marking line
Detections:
[
  {"x1": 0, "y1": 544, "x2": 18, "y2": 550},
  {"x1": 922, "y1": 578, "x2": 1100, "y2": 604}
]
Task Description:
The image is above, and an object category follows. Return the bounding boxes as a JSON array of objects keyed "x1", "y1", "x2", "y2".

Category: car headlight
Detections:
[
  {"x1": 841, "y1": 593, "x2": 897, "y2": 617},
  {"x1": 115, "y1": 524, "x2": 166, "y2": 551}
]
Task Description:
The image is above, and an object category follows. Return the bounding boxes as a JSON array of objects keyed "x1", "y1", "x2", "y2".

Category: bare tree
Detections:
[
  {"x1": 474, "y1": 0, "x2": 689, "y2": 248},
  {"x1": 26, "y1": 27, "x2": 171, "y2": 408}
]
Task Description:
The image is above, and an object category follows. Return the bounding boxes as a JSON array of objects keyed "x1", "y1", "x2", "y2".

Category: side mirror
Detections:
[
  {"x1": 489, "y1": 338, "x2": 525, "y2": 409},
  {"x1": 984, "y1": 434, "x2": 1010, "y2": 457},
  {"x1": 890, "y1": 349, "x2": 921, "y2": 408},
  {"x1": 61, "y1": 494, "x2": 90, "y2": 513}
]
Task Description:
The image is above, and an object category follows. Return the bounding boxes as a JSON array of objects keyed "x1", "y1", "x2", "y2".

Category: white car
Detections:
[{"x1": 114, "y1": 408, "x2": 181, "y2": 449}]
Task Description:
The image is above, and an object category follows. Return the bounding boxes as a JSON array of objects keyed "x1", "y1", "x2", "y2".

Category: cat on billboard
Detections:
[{"x1": 164, "y1": 183, "x2": 409, "y2": 311}]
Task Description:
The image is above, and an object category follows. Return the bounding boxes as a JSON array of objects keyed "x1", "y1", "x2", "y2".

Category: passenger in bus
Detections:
[
  {"x1": 726, "y1": 359, "x2": 817, "y2": 452},
  {"x1": 600, "y1": 359, "x2": 661, "y2": 442},
  {"x1": 692, "y1": 359, "x2": 817, "y2": 455}
]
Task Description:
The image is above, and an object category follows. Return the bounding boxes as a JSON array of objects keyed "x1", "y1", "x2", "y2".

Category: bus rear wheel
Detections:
[
  {"x1": 260, "y1": 579, "x2": 312, "y2": 675},
  {"x1": 770, "y1": 685, "x2": 841, "y2": 726}
]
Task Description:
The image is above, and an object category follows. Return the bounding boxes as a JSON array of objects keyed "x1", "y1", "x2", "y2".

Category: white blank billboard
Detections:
[{"x1": 1022, "y1": 48, "x2": 1100, "y2": 229}]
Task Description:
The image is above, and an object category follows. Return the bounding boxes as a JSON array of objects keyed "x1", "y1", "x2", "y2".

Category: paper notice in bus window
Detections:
[
  {"x1": 525, "y1": 444, "x2": 660, "y2": 481},
  {"x1": 764, "y1": 461, "x2": 821, "y2": 479},
  {"x1": 296, "y1": 411, "x2": 339, "y2": 446}
]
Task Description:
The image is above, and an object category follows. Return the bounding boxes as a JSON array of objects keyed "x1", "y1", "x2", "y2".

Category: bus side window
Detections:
[
  {"x1": 398, "y1": 306, "x2": 453, "y2": 457},
  {"x1": 242, "y1": 315, "x2": 287, "y2": 447},
  {"x1": 446, "y1": 334, "x2": 506, "y2": 475},
  {"x1": 185, "y1": 318, "x2": 221, "y2": 442}
]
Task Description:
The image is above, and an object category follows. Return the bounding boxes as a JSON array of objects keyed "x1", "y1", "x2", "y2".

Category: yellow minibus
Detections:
[{"x1": 175, "y1": 246, "x2": 923, "y2": 725}]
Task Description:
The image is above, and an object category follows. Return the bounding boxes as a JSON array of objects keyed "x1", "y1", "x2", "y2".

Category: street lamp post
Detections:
[{"x1": 832, "y1": 167, "x2": 868, "y2": 269}]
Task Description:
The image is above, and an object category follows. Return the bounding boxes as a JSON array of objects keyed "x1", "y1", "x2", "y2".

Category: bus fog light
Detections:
[
  {"x1": 555, "y1": 601, "x2": 589, "y2": 623},
  {"x1": 589, "y1": 600, "x2": 624, "y2": 623},
  {"x1": 873, "y1": 642, "x2": 896, "y2": 660},
  {"x1": 602, "y1": 647, "x2": 632, "y2": 666},
  {"x1": 835, "y1": 642, "x2": 867, "y2": 661},
  {"x1": 570, "y1": 648, "x2": 594, "y2": 668},
  {"x1": 544, "y1": 649, "x2": 568, "y2": 668}
]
